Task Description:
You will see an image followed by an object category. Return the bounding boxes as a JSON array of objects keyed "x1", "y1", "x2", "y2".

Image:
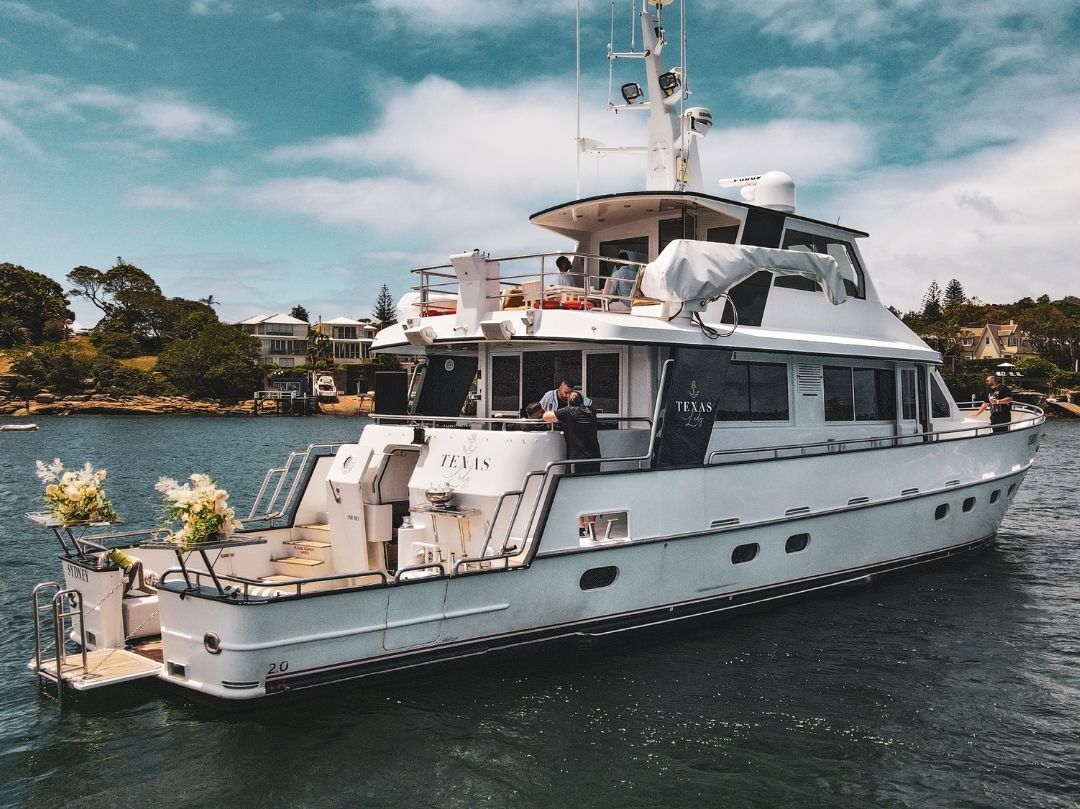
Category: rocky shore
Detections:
[{"x1": 0, "y1": 393, "x2": 371, "y2": 417}]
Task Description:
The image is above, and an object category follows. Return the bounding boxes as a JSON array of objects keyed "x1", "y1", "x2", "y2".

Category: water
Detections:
[{"x1": 1, "y1": 416, "x2": 1077, "y2": 808}]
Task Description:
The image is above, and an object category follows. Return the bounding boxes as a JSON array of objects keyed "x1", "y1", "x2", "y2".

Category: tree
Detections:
[
  {"x1": 372, "y1": 285, "x2": 396, "y2": 331},
  {"x1": 943, "y1": 279, "x2": 966, "y2": 313},
  {"x1": 155, "y1": 322, "x2": 261, "y2": 401},
  {"x1": 10, "y1": 342, "x2": 95, "y2": 395},
  {"x1": 0, "y1": 263, "x2": 74, "y2": 342},
  {"x1": 290, "y1": 305, "x2": 310, "y2": 323},
  {"x1": 306, "y1": 328, "x2": 333, "y2": 367},
  {"x1": 921, "y1": 281, "x2": 943, "y2": 323},
  {"x1": 0, "y1": 314, "x2": 31, "y2": 347},
  {"x1": 1018, "y1": 303, "x2": 1080, "y2": 368}
]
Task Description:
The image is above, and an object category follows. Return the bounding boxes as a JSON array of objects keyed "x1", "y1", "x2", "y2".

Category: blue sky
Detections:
[{"x1": 2, "y1": 0, "x2": 1078, "y2": 326}]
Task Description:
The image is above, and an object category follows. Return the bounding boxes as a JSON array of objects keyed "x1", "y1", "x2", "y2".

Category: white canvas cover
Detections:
[{"x1": 639, "y1": 239, "x2": 847, "y2": 305}]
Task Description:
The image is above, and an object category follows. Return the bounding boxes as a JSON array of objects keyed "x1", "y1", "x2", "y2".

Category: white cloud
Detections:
[
  {"x1": 130, "y1": 98, "x2": 240, "y2": 141},
  {"x1": 0, "y1": 1, "x2": 137, "y2": 52},
  {"x1": 702, "y1": 119, "x2": 876, "y2": 182},
  {"x1": 315, "y1": 0, "x2": 577, "y2": 32},
  {"x1": 125, "y1": 186, "x2": 196, "y2": 210},
  {"x1": 190, "y1": 0, "x2": 234, "y2": 15},
  {"x1": 837, "y1": 124, "x2": 1080, "y2": 310},
  {"x1": 0, "y1": 114, "x2": 43, "y2": 158},
  {"x1": 740, "y1": 65, "x2": 878, "y2": 118},
  {"x1": 0, "y1": 74, "x2": 242, "y2": 146}
]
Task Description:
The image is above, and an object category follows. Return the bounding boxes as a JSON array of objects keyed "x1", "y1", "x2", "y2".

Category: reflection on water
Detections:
[{"x1": 1, "y1": 417, "x2": 1077, "y2": 808}]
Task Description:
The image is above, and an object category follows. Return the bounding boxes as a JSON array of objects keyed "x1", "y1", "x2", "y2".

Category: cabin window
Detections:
[
  {"x1": 580, "y1": 566, "x2": 619, "y2": 590},
  {"x1": 963, "y1": 497, "x2": 976, "y2": 512},
  {"x1": 717, "y1": 361, "x2": 789, "y2": 421},
  {"x1": 901, "y1": 369, "x2": 917, "y2": 420},
  {"x1": 823, "y1": 366, "x2": 896, "y2": 422},
  {"x1": 707, "y1": 225, "x2": 740, "y2": 244},
  {"x1": 935, "y1": 504, "x2": 949, "y2": 520},
  {"x1": 990, "y1": 489, "x2": 1001, "y2": 503},
  {"x1": 584, "y1": 351, "x2": 620, "y2": 414},
  {"x1": 659, "y1": 213, "x2": 697, "y2": 252},
  {"x1": 930, "y1": 376, "x2": 952, "y2": 418},
  {"x1": 777, "y1": 228, "x2": 865, "y2": 299},
  {"x1": 785, "y1": 533, "x2": 810, "y2": 553},
  {"x1": 599, "y1": 237, "x2": 648, "y2": 284},
  {"x1": 731, "y1": 543, "x2": 759, "y2": 564},
  {"x1": 491, "y1": 354, "x2": 521, "y2": 412},
  {"x1": 720, "y1": 271, "x2": 773, "y2": 328}
]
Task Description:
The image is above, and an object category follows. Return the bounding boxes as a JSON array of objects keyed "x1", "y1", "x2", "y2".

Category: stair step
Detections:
[
  {"x1": 298, "y1": 523, "x2": 330, "y2": 533},
  {"x1": 274, "y1": 556, "x2": 324, "y2": 567},
  {"x1": 260, "y1": 574, "x2": 300, "y2": 583},
  {"x1": 285, "y1": 539, "x2": 331, "y2": 549}
]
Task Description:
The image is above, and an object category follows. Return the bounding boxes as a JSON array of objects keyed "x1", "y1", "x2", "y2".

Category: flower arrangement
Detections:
[
  {"x1": 35, "y1": 458, "x2": 119, "y2": 524},
  {"x1": 155, "y1": 473, "x2": 242, "y2": 549}
]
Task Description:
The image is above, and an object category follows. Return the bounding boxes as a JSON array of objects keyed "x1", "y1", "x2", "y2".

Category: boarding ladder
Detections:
[{"x1": 30, "y1": 582, "x2": 161, "y2": 705}]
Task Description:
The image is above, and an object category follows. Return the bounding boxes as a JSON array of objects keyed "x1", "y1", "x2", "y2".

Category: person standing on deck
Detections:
[
  {"x1": 975, "y1": 374, "x2": 1013, "y2": 433},
  {"x1": 540, "y1": 379, "x2": 592, "y2": 413}
]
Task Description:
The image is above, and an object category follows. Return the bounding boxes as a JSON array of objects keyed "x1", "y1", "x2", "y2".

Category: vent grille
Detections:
[{"x1": 796, "y1": 364, "x2": 823, "y2": 395}]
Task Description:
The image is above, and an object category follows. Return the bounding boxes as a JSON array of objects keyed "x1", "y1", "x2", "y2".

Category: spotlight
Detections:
[
  {"x1": 658, "y1": 71, "x2": 680, "y2": 98},
  {"x1": 620, "y1": 82, "x2": 643, "y2": 104}
]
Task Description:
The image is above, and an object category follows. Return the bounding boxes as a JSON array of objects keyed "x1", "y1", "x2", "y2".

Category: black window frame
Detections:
[{"x1": 716, "y1": 360, "x2": 790, "y2": 422}]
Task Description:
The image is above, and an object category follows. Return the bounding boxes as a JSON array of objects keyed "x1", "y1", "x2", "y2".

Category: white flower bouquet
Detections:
[
  {"x1": 155, "y1": 473, "x2": 242, "y2": 550},
  {"x1": 35, "y1": 458, "x2": 119, "y2": 524}
]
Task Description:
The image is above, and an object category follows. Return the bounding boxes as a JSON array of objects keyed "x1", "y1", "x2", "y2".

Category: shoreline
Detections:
[{"x1": 0, "y1": 394, "x2": 371, "y2": 418}]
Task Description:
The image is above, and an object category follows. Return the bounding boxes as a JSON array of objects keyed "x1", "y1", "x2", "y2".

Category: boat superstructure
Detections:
[{"x1": 29, "y1": 1, "x2": 1043, "y2": 703}]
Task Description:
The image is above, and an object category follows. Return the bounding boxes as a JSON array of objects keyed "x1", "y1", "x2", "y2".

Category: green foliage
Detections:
[
  {"x1": 290, "y1": 305, "x2": 310, "y2": 322},
  {"x1": 0, "y1": 314, "x2": 32, "y2": 347},
  {"x1": 943, "y1": 278, "x2": 966, "y2": 312},
  {"x1": 92, "y1": 331, "x2": 141, "y2": 358},
  {"x1": 306, "y1": 329, "x2": 333, "y2": 368},
  {"x1": 90, "y1": 356, "x2": 166, "y2": 395},
  {"x1": 1015, "y1": 356, "x2": 1061, "y2": 380},
  {"x1": 10, "y1": 342, "x2": 95, "y2": 395},
  {"x1": 941, "y1": 372, "x2": 986, "y2": 402},
  {"x1": 155, "y1": 322, "x2": 261, "y2": 401},
  {"x1": 0, "y1": 263, "x2": 74, "y2": 342},
  {"x1": 921, "y1": 281, "x2": 943, "y2": 323},
  {"x1": 372, "y1": 284, "x2": 396, "y2": 330}
]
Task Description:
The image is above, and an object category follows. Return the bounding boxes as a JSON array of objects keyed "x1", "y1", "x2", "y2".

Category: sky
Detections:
[{"x1": 2, "y1": 0, "x2": 1079, "y2": 327}]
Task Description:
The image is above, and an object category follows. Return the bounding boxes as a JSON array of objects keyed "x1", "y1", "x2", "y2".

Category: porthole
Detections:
[
  {"x1": 935, "y1": 504, "x2": 949, "y2": 520},
  {"x1": 785, "y1": 533, "x2": 810, "y2": 553},
  {"x1": 1007, "y1": 484, "x2": 1017, "y2": 497},
  {"x1": 579, "y1": 566, "x2": 618, "y2": 590},
  {"x1": 962, "y1": 497, "x2": 976, "y2": 513},
  {"x1": 990, "y1": 489, "x2": 1001, "y2": 503},
  {"x1": 731, "y1": 543, "x2": 759, "y2": 564}
]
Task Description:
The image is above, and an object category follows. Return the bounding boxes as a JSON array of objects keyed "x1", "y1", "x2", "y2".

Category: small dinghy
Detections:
[{"x1": 0, "y1": 423, "x2": 39, "y2": 431}]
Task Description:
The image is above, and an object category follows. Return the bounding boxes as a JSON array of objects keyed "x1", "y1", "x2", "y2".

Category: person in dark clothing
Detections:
[
  {"x1": 543, "y1": 391, "x2": 602, "y2": 537},
  {"x1": 975, "y1": 374, "x2": 1013, "y2": 433}
]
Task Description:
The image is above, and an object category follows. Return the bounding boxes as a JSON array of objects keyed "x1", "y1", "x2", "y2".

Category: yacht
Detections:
[
  {"x1": 314, "y1": 374, "x2": 338, "y2": 403},
  {"x1": 30, "y1": 1, "x2": 1043, "y2": 703}
]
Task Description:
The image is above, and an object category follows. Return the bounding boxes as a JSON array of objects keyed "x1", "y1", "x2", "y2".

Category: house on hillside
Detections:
[
  {"x1": 311, "y1": 317, "x2": 378, "y2": 365},
  {"x1": 956, "y1": 322, "x2": 1038, "y2": 362},
  {"x1": 237, "y1": 313, "x2": 309, "y2": 367}
]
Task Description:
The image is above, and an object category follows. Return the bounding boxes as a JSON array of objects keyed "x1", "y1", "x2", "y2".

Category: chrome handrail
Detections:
[
  {"x1": 159, "y1": 566, "x2": 389, "y2": 598},
  {"x1": 371, "y1": 413, "x2": 652, "y2": 428}
]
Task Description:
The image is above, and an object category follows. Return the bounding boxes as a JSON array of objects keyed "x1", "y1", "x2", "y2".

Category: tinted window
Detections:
[
  {"x1": 491, "y1": 355, "x2": 520, "y2": 411},
  {"x1": 853, "y1": 369, "x2": 896, "y2": 421},
  {"x1": 731, "y1": 543, "x2": 759, "y2": 564},
  {"x1": 580, "y1": 566, "x2": 619, "y2": 590},
  {"x1": 930, "y1": 376, "x2": 952, "y2": 418},
  {"x1": 720, "y1": 271, "x2": 773, "y2": 327},
  {"x1": 825, "y1": 366, "x2": 895, "y2": 421},
  {"x1": 785, "y1": 533, "x2": 810, "y2": 553},
  {"x1": 823, "y1": 366, "x2": 855, "y2": 421},
  {"x1": 935, "y1": 504, "x2": 949, "y2": 520},
  {"x1": 990, "y1": 489, "x2": 1001, "y2": 503},
  {"x1": 585, "y1": 352, "x2": 620, "y2": 414},
  {"x1": 780, "y1": 228, "x2": 865, "y2": 298},
  {"x1": 659, "y1": 213, "x2": 697, "y2": 253},
  {"x1": 717, "y1": 362, "x2": 788, "y2": 421},
  {"x1": 963, "y1": 497, "x2": 976, "y2": 512},
  {"x1": 901, "y1": 369, "x2": 917, "y2": 420},
  {"x1": 523, "y1": 350, "x2": 581, "y2": 406}
]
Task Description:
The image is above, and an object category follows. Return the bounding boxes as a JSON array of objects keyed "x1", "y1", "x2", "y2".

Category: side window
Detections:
[
  {"x1": 717, "y1": 362, "x2": 789, "y2": 421},
  {"x1": 901, "y1": 369, "x2": 917, "y2": 420},
  {"x1": 930, "y1": 375, "x2": 952, "y2": 418},
  {"x1": 777, "y1": 228, "x2": 865, "y2": 298},
  {"x1": 824, "y1": 366, "x2": 896, "y2": 421}
]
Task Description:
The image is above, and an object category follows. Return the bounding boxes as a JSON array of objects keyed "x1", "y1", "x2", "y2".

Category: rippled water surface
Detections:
[{"x1": 1, "y1": 416, "x2": 1077, "y2": 808}]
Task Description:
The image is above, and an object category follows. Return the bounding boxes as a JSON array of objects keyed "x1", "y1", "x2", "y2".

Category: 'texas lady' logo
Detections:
[{"x1": 675, "y1": 379, "x2": 713, "y2": 428}]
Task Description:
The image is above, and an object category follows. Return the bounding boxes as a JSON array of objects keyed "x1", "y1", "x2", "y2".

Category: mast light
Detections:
[{"x1": 621, "y1": 82, "x2": 644, "y2": 104}]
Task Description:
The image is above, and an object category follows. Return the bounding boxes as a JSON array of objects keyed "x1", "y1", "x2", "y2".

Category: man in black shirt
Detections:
[
  {"x1": 543, "y1": 391, "x2": 602, "y2": 537},
  {"x1": 976, "y1": 374, "x2": 1013, "y2": 433}
]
